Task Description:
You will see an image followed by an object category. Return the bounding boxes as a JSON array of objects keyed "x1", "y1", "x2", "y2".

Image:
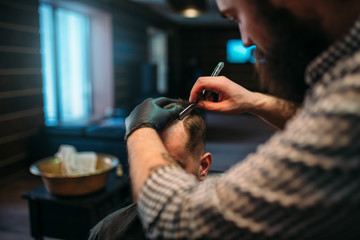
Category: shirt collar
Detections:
[{"x1": 305, "y1": 16, "x2": 360, "y2": 86}]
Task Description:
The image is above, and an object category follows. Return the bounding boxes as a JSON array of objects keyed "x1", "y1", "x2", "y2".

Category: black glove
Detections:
[{"x1": 125, "y1": 97, "x2": 183, "y2": 140}]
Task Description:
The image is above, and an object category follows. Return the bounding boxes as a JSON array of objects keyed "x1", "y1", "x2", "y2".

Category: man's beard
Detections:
[{"x1": 252, "y1": 1, "x2": 330, "y2": 103}]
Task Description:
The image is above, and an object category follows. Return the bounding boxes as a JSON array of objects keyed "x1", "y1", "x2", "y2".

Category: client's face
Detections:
[{"x1": 160, "y1": 120, "x2": 200, "y2": 179}]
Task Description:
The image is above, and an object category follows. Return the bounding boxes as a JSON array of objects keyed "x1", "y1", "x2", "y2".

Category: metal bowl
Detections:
[{"x1": 30, "y1": 153, "x2": 119, "y2": 196}]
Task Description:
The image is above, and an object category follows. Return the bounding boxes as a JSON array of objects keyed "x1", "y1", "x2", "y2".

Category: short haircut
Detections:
[{"x1": 164, "y1": 99, "x2": 206, "y2": 156}]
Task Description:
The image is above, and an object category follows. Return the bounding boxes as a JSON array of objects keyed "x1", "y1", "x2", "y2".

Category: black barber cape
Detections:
[{"x1": 89, "y1": 203, "x2": 147, "y2": 240}]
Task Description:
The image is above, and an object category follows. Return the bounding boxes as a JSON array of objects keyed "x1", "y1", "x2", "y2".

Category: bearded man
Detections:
[{"x1": 125, "y1": 0, "x2": 360, "y2": 239}]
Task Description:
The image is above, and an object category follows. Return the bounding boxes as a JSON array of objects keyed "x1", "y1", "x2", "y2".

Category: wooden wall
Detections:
[
  {"x1": 0, "y1": 0, "x2": 44, "y2": 178},
  {"x1": 111, "y1": 1, "x2": 178, "y2": 111}
]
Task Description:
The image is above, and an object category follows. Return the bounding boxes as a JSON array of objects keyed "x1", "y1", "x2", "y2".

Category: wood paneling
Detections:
[
  {"x1": 0, "y1": 2, "x2": 39, "y2": 27},
  {"x1": 110, "y1": 1, "x2": 177, "y2": 110},
  {"x1": 0, "y1": 95, "x2": 43, "y2": 115},
  {"x1": 0, "y1": 0, "x2": 39, "y2": 7},
  {"x1": 0, "y1": 52, "x2": 41, "y2": 68},
  {"x1": 0, "y1": 28, "x2": 40, "y2": 46},
  {"x1": 0, "y1": 0, "x2": 44, "y2": 178},
  {"x1": 0, "y1": 138, "x2": 28, "y2": 163},
  {"x1": 0, "y1": 113, "x2": 43, "y2": 138},
  {"x1": 0, "y1": 74, "x2": 42, "y2": 91}
]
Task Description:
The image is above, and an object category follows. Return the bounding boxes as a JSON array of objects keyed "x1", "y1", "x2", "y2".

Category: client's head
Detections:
[{"x1": 160, "y1": 99, "x2": 212, "y2": 181}]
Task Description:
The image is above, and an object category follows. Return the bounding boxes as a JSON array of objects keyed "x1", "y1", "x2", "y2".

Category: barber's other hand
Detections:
[
  {"x1": 189, "y1": 76, "x2": 256, "y2": 114},
  {"x1": 125, "y1": 97, "x2": 183, "y2": 140}
]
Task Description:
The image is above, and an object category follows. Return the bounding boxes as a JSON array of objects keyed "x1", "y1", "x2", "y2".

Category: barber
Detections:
[{"x1": 126, "y1": 0, "x2": 360, "y2": 239}]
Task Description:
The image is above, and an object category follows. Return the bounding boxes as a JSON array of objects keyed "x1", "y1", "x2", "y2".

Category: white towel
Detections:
[
  {"x1": 77, "y1": 152, "x2": 97, "y2": 175},
  {"x1": 56, "y1": 145, "x2": 97, "y2": 176}
]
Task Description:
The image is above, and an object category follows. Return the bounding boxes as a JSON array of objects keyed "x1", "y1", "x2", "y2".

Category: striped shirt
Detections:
[{"x1": 137, "y1": 17, "x2": 360, "y2": 240}]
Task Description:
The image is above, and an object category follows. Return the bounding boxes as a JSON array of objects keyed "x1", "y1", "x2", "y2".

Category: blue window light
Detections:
[
  {"x1": 226, "y1": 39, "x2": 256, "y2": 64},
  {"x1": 39, "y1": 4, "x2": 91, "y2": 125}
]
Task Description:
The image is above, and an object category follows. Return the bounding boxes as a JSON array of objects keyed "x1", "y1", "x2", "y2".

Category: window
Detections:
[
  {"x1": 39, "y1": 0, "x2": 114, "y2": 125},
  {"x1": 148, "y1": 27, "x2": 168, "y2": 94}
]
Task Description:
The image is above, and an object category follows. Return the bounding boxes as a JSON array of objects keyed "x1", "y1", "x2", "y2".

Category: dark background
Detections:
[{"x1": 0, "y1": 0, "x2": 259, "y2": 178}]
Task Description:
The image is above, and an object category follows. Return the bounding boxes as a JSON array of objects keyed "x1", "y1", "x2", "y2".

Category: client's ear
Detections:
[{"x1": 199, "y1": 152, "x2": 212, "y2": 181}]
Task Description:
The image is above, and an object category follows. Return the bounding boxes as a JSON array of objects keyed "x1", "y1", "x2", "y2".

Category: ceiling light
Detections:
[
  {"x1": 182, "y1": 8, "x2": 201, "y2": 18},
  {"x1": 166, "y1": 0, "x2": 207, "y2": 18}
]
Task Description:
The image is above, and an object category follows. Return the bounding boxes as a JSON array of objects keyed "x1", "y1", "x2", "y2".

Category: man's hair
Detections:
[{"x1": 164, "y1": 99, "x2": 206, "y2": 156}]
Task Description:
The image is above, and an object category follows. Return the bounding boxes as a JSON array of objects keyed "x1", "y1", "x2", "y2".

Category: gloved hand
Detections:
[{"x1": 125, "y1": 97, "x2": 183, "y2": 140}]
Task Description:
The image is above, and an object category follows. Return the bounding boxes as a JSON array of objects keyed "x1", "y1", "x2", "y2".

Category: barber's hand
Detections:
[
  {"x1": 125, "y1": 97, "x2": 183, "y2": 140},
  {"x1": 189, "y1": 76, "x2": 256, "y2": 114}
]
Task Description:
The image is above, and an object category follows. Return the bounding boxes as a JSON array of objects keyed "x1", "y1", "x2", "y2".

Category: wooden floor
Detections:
[
  {"x1": 0, "y1": 113, "x2": 276, "y2": 240},
  {"x1": 0, "y1": 170, "x2": 43, "y2": 240}
]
